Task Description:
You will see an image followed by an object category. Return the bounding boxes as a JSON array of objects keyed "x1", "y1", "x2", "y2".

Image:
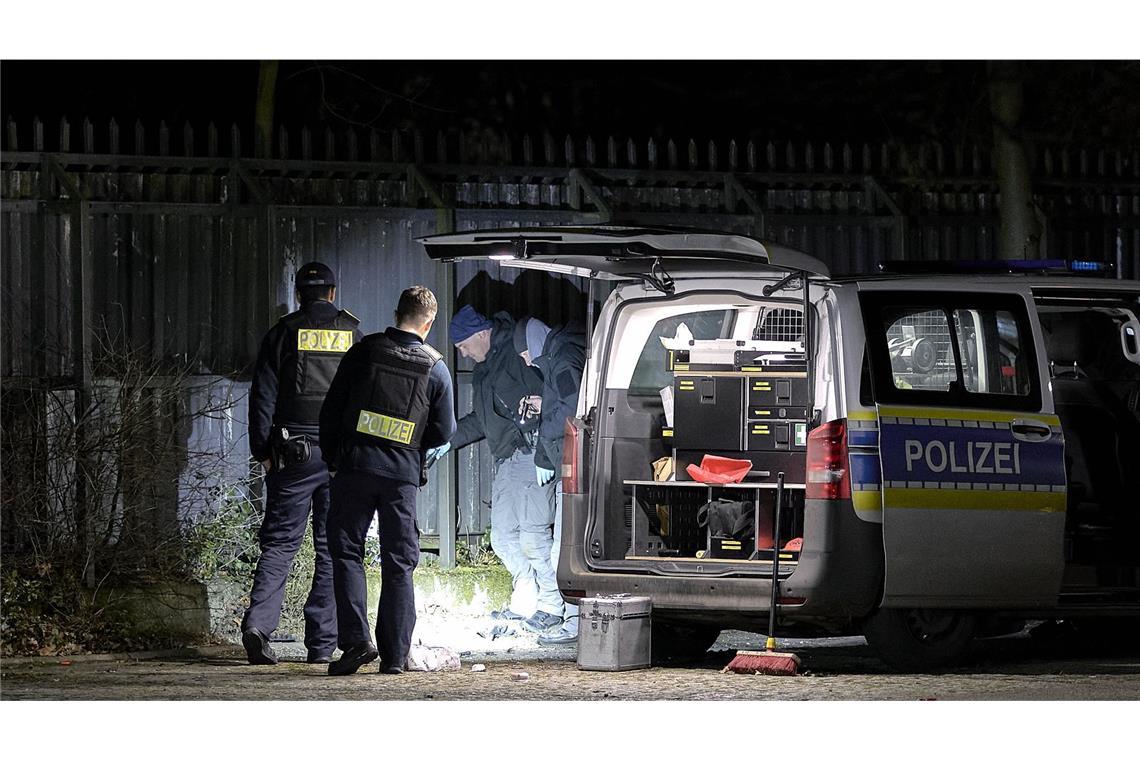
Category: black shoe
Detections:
[
  {"x1": 490, "y1": 608, "x2": 526, "y2": 621},
  {"x1": 327, "y1": 643, "x2": 379, "y2": 676},
  {"x1": 242, "y1": 627, "x2": 278, "y2": 665},
  {"x1": 379, "y1": 662, "x2": 404, "y2": 675},
  {"x1": 307, "y1": 651, "x2": 333, "y2": 664}
]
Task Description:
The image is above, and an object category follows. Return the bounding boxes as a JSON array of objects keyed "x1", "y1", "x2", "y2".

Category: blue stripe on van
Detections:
[
  {"x1": 850, "y1": 452, "x2": 882, "y2": 487},
  {"x1": 848, "y1": 429, "x2": 880, "y2": 448}
]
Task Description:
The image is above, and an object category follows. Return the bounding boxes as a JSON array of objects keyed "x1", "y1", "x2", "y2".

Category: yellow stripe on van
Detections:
[
  {"x1": 877, "y1": 406, "x2": 1060, "y2": 426},
  {"x1": 852, "y1": 491, "x2": 882, "y2": 513},
  {"x1": 848, "y1": 410, "x2": 878, "y2": 422},
  {"x1": 883, "y1": 488, "x2": 1065, "y2": 513},
  {"x1": 297, "y1": 329, "x2": 353, "y2": 353}
]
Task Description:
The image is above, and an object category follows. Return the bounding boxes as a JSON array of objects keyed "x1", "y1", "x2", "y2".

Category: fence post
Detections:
[
  {"x1": 69, "y1": 184, "x2": 95, "y2": 584},
  {"x1": 435, "y1": 207, "x2": 457, "y2": 570}
]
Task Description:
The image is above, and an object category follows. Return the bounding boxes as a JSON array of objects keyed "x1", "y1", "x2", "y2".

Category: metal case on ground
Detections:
[{"x1": 577, "y1": 594, "x2": 653, "y2": 671}]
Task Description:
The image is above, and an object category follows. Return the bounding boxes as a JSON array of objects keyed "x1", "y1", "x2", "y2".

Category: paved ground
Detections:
[{"x1": 4, "y1": 624, "x2": 1139, "y2": 700}]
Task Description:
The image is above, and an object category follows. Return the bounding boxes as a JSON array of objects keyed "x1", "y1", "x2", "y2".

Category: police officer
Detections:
[
  {"x1": 515, "y1": 317, "x2": 587, "y2": 645},
  {"x1": 242, "y1": 261, "x2": 362, "y2": 665},
  {"x1": 320, "y1": 286, "x2": 455, "y2": 676},
  {"x1": 431, "y1": 305, "x2": 553, "y2": 630}
]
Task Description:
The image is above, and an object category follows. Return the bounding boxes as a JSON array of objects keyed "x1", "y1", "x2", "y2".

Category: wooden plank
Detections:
[{"x1": 152, "y1": 214, "x2": 166, "y2": 363}]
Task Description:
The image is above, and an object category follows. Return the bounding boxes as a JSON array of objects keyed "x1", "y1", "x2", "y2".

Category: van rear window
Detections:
[{"x1": 629, "y1": 309, "x2": 733, "y2": 396}]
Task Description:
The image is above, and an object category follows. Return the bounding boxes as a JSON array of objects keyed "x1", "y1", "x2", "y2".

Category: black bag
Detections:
[
  {"x1": 697, "y1": 498, "x2": 754, "y2": 540},
  {"x1": 697, "y1": 498, "x2": 755, "y2": 559}
]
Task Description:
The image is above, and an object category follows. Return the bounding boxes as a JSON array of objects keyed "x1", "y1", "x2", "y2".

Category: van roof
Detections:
[{"x1": 838, "y1": 273, "x2": 1140, "y2": 294}]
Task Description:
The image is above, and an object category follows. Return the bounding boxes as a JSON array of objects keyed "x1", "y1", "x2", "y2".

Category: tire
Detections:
[
  {"x1": 651, "y1": 619, "x2": 721, "y2": 664},
  {"x1": 863, "y1": 607, "x2": 977, "y2": 672}
]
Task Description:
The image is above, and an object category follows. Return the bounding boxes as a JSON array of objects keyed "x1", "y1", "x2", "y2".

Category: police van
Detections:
[{"x1": 422, "y1": 226, "x2": 1140, "y2": 670}]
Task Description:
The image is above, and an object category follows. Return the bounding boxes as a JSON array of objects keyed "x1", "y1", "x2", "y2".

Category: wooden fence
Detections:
[{"x1": 3, "y1": 115, "x2": 1138, "y2": 568}]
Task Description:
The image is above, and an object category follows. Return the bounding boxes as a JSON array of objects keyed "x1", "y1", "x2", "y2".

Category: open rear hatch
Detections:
[
  {"x1": 419, "y1": 225, "x2": 829, "y2": 287},
  {"x1": 420, "y1": 226, "x2": 828, "y2": 579}
]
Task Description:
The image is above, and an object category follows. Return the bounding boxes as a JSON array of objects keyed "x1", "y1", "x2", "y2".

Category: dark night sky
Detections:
[{"x1": 3, "y1": 60, "x2": 1139, "y2": 147}]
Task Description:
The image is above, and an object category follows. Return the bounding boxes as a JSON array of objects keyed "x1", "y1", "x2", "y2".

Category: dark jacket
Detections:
[
  {"x1": 450, "y1": 312, "x2": 544, "y2": 461},
  {"x1": 248, "y1": 300, "x2": 363, "y2": 463},
  {"x1": 532, "y1": 322, "x2": 587, "y2": 470},
  {"x1": 319, "y1": 327, "x2": 455, "y2": 486}
]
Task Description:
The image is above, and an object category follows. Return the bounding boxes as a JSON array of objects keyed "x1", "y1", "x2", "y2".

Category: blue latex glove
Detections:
[
  {"x1": 426, "y1": 442, "x2": 451, "y2": 467},
  {"x1": 536, "y1": 466, "x2": 556, "y2": 486}
]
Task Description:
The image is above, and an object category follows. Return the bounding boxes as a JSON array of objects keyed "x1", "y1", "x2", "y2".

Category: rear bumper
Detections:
[{"x1": 556, "y1": 493, "x2": 883, "y2": 628}]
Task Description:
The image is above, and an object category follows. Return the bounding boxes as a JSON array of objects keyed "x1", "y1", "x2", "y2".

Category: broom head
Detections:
[{"x1": 722, "y1": 649, "x2": 801, "y2": 676}]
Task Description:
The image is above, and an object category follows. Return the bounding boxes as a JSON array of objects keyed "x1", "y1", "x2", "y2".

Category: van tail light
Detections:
[
  {"x1": 562, "y1": 417, "x2": 582, "y2": 494},
  {"x1": 805, "y1": 418, "x2": 850, "y2": 500}
]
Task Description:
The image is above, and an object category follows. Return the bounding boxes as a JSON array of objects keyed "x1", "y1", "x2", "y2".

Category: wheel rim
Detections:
[{"x1": 903, "y1": 610, "x2": 961, "y2": 643}]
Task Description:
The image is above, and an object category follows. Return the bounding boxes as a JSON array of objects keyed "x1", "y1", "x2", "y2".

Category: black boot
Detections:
[
  {"x1": 328, "y1": 643, "x2": 379, "y2": 676},
  {"x1": 242, "y1": 627, "x2": 278, "y2": 665}
]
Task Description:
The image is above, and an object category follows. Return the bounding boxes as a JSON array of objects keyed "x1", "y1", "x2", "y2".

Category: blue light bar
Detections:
[{"x1": 877, "y1": 259, "x2": 1114, "y2": 276}]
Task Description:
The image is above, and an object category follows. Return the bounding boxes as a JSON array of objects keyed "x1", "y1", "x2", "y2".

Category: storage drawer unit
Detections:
[
  {"x1": 673, "y1": 375, "x2": 744, "y2": 450},
  {"x1": 746, "y1": 376, "x2": 809, "y2": 408}
]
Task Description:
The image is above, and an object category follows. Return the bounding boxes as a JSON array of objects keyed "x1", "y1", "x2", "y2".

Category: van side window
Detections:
[
  {"x1": 862, "y1": 291, "x2": 1041, "y2": 411},
  {"x1": 882, "y1": 307, "x2": 955, "y2": 392},
  {"x1": 952, "y1": 308, "x2": 1030, "y2": 396}
]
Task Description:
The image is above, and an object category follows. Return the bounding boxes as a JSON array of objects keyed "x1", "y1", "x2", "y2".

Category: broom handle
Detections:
[{"x1": 767, "y1": 471, "x2": 785, "y2": 649}]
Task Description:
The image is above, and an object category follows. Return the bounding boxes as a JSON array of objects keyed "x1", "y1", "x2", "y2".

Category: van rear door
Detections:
[
  {"x1": 418, "y1": 226, "x2": 830, "y2": 282},
  {"x1": 860, "y1": 286, "x2": 1067, "y2": 609}
]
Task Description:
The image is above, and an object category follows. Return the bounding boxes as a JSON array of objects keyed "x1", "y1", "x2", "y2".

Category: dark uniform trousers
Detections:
[
  {"x1": 328, "y1": 470, "x2": 420, "y2": 668},
  {"x1": 242, "y1": 442, "x2": 337, "y2": 656}
]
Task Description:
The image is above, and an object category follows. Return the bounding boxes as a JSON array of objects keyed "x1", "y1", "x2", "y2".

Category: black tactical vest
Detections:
[
  {"x1": 343, "y1": 333, "x2": 443, "y2": 450},
  {"x1": 275, "y1": 307, "x2": 360, "y2": 425}
]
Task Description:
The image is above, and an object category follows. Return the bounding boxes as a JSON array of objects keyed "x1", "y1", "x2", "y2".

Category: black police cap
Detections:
[{"x1": 296, "y1": 262, "x2": 335, "y2": 287}]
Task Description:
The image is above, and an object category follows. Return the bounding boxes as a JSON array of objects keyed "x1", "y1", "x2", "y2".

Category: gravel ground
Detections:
[{"x1": 4, "y1": 618, "x2": 1139, "y2": 700}]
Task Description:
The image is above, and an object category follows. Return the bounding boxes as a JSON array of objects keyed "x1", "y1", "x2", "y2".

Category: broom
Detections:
[{"x1": 723, "y1": 471, "x2": 801, "y2": 676}]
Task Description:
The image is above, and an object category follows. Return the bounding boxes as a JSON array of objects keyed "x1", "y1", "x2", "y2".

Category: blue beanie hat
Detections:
[{"x1": 450, "y1": 305, "x2": 493, "y2": 344}]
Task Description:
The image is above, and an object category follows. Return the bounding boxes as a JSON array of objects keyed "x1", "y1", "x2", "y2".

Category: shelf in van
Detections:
[{"x1": 623, "y1": 479, "x2": 806, "y2": 490}]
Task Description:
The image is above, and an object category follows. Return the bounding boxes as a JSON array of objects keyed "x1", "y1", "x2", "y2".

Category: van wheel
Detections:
[
  {"x1": 651, "y1": 620, "x2": 721, "y2": 663},
  {"x1": 863, "y1": 607, "x2": 977, "y2": 672}
]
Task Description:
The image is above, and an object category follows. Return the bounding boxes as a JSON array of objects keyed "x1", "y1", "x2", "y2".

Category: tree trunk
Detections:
[
  {"x1": 255, "y1": 61, "x2": 279, "y2": 159},
  {"x1": 988, "y1": 61, "x2": 1040, "y2": 260}
]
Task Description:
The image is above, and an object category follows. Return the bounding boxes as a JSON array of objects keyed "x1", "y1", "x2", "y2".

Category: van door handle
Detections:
[{"x1": 1010, "y1": 419, "x2": 1052, "y2": 442}]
